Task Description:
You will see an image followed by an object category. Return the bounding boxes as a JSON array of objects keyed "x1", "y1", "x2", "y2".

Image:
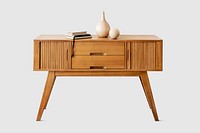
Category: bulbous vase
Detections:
[{"x1": 96, "y1": 11, "x2": 110, "y2": 38}]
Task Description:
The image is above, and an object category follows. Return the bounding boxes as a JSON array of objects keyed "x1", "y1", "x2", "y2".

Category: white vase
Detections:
[
  {"x1": 109, "y1": 28, "x2": 120, "y2": 39},
  {"x1": 96, "y1": 11, "x2": 110, "y2": 38}
]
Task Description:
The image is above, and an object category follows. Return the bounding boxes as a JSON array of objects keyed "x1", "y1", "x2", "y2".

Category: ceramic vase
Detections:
[
  {"x1": 96, "y1": 11, "x2": 110, "y2": 38},
  {"x1": 109, "y1": 28, "x2": 120, "y2": 39}
]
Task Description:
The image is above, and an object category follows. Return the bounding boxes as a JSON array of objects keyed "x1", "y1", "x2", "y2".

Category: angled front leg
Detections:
[
  {"x1": 139, "y1": 72, "x2": 159, "y2": 121},
  {"x1": 36, "y1": 71, "x2": 56, "y2": 121},
  {"x1": 139, "y1": 76, "x2": 151, "y2": 109}
]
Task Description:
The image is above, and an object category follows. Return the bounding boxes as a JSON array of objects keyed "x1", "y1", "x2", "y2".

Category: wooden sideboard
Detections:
[{"x1": 34, "y1": 35, "x2": 163, "y2": 121}]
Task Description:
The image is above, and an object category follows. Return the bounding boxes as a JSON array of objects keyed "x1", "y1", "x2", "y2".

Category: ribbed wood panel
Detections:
[
  {"x1": 130, "y1": 42, "x2": 156, "y2": 70},
  {"x1": 126, "y1": 42, "x2": 131, "y2": 69},
  {"x1": 34, "y1": 41, "x2": 40, "y2": 70},
  {"x1": 40, "y1": 41, "x2": 70, "y2": 70}
]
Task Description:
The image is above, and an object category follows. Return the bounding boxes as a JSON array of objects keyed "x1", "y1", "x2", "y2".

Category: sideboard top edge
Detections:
[{"x1": 34, "y1": 34, "x2": 162, "y2": 41}]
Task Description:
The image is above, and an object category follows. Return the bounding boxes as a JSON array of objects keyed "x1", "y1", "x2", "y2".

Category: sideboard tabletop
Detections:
[{"x1": 34, "y1": 35, "x2": 162, "y2": 41}]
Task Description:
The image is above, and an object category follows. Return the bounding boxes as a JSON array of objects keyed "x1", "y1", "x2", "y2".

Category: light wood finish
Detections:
[
  {"x1": 140, "y1": 72, "x2": 159, "y2": 121},
  {"x1": 72, "y1": 41, "x2": 125, "y2": 69},
  {"x1": 36, "y1": 71, "x2": 159, "y2": 121},
  {"x1": 34, "y1": 41, "x2": 40, "y2": 70},
  {"x1": 34, "y1": 35, "x2": 163, "y2": 121},
  {"x1": 130, "y1": 42, "x2": 162, "y2": 71},
  {"x1": 68, "y1": 42, "x2": 72, "y2": 69},
  {"x1": 36, "y1": 71, "x2": 56, "y2": 121},
  {"x1": 34, "y1": 69, "x2": 162, "y2": 72},
  {"x1": 155, "y1": 41, "x2": 163, "y2": 70},
  {"x1": 35, "y1": 35, "x2": 162, "y2": 41},
  {"x1": 34, "y1": 35, "x2": 162, "y2": 71},
  {"x1": 34, "y1": 41, "x2": 71, "y2": 71},
  {"x1": 72, "y1": 56, "x2": 124, "y2": 69},
  {"x1": 74, "y1": 42, "x2": 124, "y2": 56},
  {"x1": 55, "y1": 71, "x2": 143, "y2": 76},
  {"x1": 91, "y1": 35, "x2": 162, "y2": 41},
  {"x1": 126, "y1": 42, "x2": 131, "y2": 69},
  {"x1": 35, "y1": 35, "x2": 67, "y2": 40},
  {"x1": 139, "y1": 76, "x2": 151, "y2": 109}
]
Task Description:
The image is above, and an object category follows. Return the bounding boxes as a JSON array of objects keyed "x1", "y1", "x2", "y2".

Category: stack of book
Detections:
[{"x1": 66, "y1": 31, "x2": 92, "y2": 39}]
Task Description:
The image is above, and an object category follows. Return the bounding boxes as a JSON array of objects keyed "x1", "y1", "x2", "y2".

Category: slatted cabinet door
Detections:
[
  {"x1": 127, "y1": 41, "x2": 162, "y2": 71},
  {"x1": 34, "y1": 41, "x2": 71, "y2": 71}
]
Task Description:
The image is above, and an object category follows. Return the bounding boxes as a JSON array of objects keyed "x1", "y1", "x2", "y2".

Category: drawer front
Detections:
[
  {"x1": 72, "y1": 56, "x2": 125, "y2": 69},
  {"x1": 74, "y1": 42, "x2": 124, "y2": 56}
]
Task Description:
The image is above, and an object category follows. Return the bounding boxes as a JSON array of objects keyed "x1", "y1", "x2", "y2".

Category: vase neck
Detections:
[{"x1": 102, "y1": 11, "x2": 106, "y2": 21}]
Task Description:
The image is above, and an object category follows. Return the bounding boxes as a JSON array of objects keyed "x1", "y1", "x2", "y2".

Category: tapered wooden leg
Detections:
[
  {"x1": 36, "y1": 71, "x2": 56, "y2": 121},
  {"x1": 44, "y1": 76, "x2": 56, "y2": 109},
  {"x1": 139, "y1": 76, "x2": 151, "y2": 109},
  {"x1": 140, "y1": 72, "x2": 159, "y2": 121}
]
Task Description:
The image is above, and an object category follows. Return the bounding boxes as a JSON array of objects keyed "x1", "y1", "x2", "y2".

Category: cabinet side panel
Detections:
[
  {"x1": 34, "y1": 41, "x2": 40, "y2": 70},
  {"x1": 155, "y1": 41, "x2": 163, "y2": 71}
]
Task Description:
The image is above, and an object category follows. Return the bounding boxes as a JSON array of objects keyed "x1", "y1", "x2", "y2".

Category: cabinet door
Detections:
[
  {"x1": 128, "y1": 41, "x2": 162, "y2": 71},
  {"x1": 34, "y1": 41, "x2": 71, "y2": 71}
]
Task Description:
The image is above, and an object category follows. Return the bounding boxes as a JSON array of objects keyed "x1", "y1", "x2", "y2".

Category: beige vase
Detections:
[
  {"x1": 109, "y1": 28, "x2": 120, "y2": 39},
  {"x1": 96, "y1": 11, "x2": 110, "y2": 38}
]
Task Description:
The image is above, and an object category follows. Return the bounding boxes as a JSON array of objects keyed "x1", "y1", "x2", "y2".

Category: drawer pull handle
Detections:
[
  {"x1": 90, "y1": 66, "x2": 107, "y2": 69},
  {"x1": 66, "y1": 50, "x2": 68, "y2": 61},
  {"x1": 90, "y1": 53, "x2": 106, "y2": 56}
]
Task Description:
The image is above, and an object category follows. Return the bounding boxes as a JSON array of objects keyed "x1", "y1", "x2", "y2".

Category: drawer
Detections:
[
  {"x1": 74, "y1": 42, "x2": 124, "y2": 56},
  {"x1": 72, "y1": 56, "x2": 125, "y2": 69}
]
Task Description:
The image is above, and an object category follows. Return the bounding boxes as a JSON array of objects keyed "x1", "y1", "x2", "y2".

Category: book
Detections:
[
  {"x1": 66, "y1": 34, "x2": 92, "y2": 39},
  {"x1": 66, "y1": 31, "x2": 87, "y2": 36}
]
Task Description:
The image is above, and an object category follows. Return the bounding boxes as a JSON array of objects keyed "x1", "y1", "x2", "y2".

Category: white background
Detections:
[{"x1": 0, "y1": 0, "x2": 200, "y2": 132}]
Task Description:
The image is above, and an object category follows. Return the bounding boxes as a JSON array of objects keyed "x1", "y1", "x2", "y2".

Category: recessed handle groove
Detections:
[
  {"x1": 90, "y1": 53, "x2": 106, "y2": 56},
  {"x1": 90, "y1": 66, "x2": 107, "y2": 69}
]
